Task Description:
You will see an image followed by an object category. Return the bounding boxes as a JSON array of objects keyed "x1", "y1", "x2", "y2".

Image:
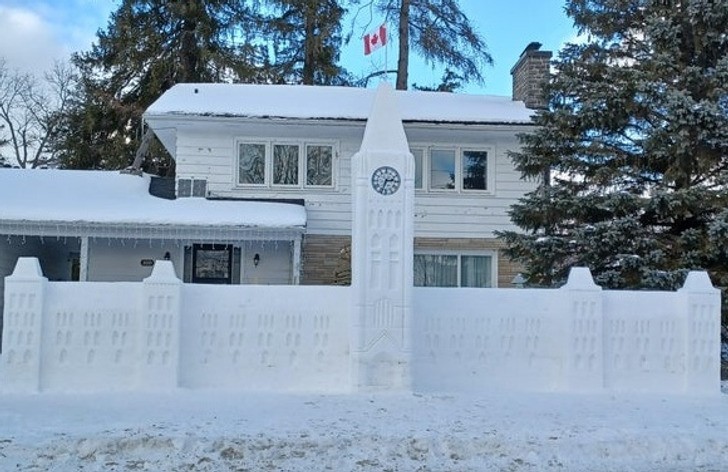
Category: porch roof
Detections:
[{"x1": 0, "y1": 169, "x2": 306, "y2": 239}]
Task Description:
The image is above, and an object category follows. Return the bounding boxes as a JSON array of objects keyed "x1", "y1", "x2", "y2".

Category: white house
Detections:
[
  {"x1": 0, "y1": 82, "x2": 720, "y2": 395},
  {"x1": 0, "y1": 46, "x2": 552, "y2": 324}
]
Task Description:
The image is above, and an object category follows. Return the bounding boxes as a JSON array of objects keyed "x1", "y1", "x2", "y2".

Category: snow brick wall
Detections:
[{"x1": 1, "y1": 258, "x2": 720, "y2": 394}]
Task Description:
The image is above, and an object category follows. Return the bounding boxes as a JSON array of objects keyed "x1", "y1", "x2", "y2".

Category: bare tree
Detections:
[{"x1": 0, "y1": 59, "x2": 76, "y2": 168}]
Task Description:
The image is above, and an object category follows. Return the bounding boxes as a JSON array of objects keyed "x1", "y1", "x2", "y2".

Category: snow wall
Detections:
[{"x1": 1, "y1": 259, "x2": 720, "y2": 394}]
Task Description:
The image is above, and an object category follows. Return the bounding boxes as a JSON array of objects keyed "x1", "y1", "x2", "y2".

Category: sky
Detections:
[{"x1": 0, "y1": 0, "x2": 576, "y2": 97}]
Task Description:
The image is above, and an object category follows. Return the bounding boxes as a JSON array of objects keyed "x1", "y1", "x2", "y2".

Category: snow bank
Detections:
[{"x1": 0, "y1": 389, "x2": 726, "y2": 471}]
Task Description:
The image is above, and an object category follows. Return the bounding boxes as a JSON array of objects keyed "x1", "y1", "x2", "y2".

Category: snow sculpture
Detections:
[
  {"x1": 350, "y1": 82, "x2": 415, "y2": 390},
  {"x1": 560, "y1": 267, "x2": 604, "y2": 391},
  {"x1": 679, "y1": 271, "x2": 721, "y2": 393},
  {"x1": 1, "y1": 257, "x2": 47, "y2": 393},
  {"x1": 139, "y1": 260, "x2": 182, "y2": 390}
]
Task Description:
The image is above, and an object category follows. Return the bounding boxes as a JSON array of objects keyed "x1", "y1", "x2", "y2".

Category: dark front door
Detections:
[{"x1": 192, "y1": 244, "x2": 233, "y2": 284}]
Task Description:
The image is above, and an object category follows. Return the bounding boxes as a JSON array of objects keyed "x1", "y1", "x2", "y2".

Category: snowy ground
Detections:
[{"x1": 1, "y1": 385, "x2": 727, "y2": 471}]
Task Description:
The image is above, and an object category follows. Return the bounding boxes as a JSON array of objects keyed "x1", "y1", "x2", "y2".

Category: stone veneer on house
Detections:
[{"x1": 301, "y1": 234, "x2": 523, "y2": 288}]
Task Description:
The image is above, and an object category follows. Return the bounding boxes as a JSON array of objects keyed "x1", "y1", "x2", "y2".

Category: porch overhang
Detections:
[{"x1": 0, "y1": 220, "x2": 304, "y2": 242}]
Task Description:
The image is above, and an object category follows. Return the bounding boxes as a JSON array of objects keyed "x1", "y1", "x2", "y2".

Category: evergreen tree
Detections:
[
  {"x1": 367, "y1": 0, "x2": 491, "y2": 90},
  {"x1": 499, "y1": 0, "x2": 728, "y2": 309},
  {"x1": 55, "y1": 0, "x2": 267, "y2": 172},
  {"x1": 266, "y1": 0, "x2": 351, "y2": 85}
]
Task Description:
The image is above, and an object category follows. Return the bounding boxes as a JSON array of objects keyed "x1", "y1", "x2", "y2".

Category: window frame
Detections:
[
  {"x1": 235, "y1": 138, "x2": 337, "y2": 190},
  {"x1": 413, "y1": 250, "x2": 498, "y2": 288},
  {"x1": 409, "y1": 144, "x2": 495, "y2": 194},
  {"x1": 237, "y1": 140, "x2": 269, "y2": 187},
  {"x1": 272, "y1": 142, "x2": 302, "y2": 187}
]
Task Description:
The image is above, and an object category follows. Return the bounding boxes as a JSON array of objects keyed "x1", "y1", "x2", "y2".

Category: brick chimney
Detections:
[{"x1": 510, "y1": 42, "x2": 552, "y2": 109}]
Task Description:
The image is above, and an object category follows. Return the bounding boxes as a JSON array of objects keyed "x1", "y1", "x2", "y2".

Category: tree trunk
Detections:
[
  {"x1": 180, "y1": 0, "x2": 200, "y2": 82},
  {"x1": 396, "y1": 0, "x2": 410, "y2": 90},
  {"x1": 302, "y1": 3, "x2": 316, "y2": 85}
]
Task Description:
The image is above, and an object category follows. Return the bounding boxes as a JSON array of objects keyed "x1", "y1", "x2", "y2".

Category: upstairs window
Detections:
[
  {"x1": 462, "y1": 150, "x2": 488, "y2": 190},
  {"x1": 430, "y1": 149, "x2": 456, "y2": 190},
  {"x1": 411, "y1": 148, "x2": 423, "y2": 189},
  {"x1": 238, "y1": 143, "x2": 266, "y2": 185},
  {"x1": 237, "y1": 140, "x2": 335, "y2": 188},
  {"x1": 273, "y1": 144, "x2": 299, "y2": 185},
  {"x1": 306, "y1": 145, "x2": 333, "y2": 186},
  {"x1": 410, "y1": 146, "x2": 493, "y2": 193}
]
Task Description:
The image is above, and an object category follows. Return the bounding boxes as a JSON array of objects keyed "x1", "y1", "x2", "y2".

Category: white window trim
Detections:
[
  {"x1": 235, "y1": 138, "x2": 338, "y2": 190},
  {"x1": 236, "y1": 140, "x2": 269, "y2": 187},
  {"x1": 410, "y1": 144, "x2": 496, "y2": 195},
  {"x1": 414, "y1": 249, "x2": 498, "y2": 288},
  {"x1": 304, "y1": 142, "x2": 337, "y2": 188},
  {"x1": 271, "y1": 142, "x2": 303, "y2": 188}
]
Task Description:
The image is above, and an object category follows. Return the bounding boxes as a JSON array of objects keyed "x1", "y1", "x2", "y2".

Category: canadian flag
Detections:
[{"x1": 364, "y1": 24, "x2": 387, "y2": 55}]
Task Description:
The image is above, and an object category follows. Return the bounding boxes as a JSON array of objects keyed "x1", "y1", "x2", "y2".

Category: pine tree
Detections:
[
  {"x1": 370, "y1": 0, "x2": 491, "y2": 90},
  {"x1": 54, "y1": 0, "x2": 268, "y2": 172},
  {"x1": 499, "y1": 0, "x2": 728, "y2": 310},
  {"x1": 266, "y1": 0, "x2": 351, "y2": 85}
]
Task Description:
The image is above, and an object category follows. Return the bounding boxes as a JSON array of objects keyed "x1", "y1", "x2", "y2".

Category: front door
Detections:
[{"x1": 191, "y1": 244, "x2": 233, "y2": 284}]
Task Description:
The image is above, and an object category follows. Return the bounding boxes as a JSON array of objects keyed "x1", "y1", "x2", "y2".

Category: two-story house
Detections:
[{"x1": 0, "y1": 46, "x2": 551, "y2": 318}]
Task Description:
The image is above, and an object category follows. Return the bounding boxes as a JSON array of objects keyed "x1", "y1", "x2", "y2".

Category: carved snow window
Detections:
[
  {"x1": 238, "y1": 143, "x2": 266, "y2": 185},
  {"x1": 273, "y1": 144, "x2": 299, "y2": 185},
  {"x1": 306, "y1": 145, "x2": 333, "y2": 186},
  {"x1": 462, "y1": 150, "x2": 488, "y2": 190}
]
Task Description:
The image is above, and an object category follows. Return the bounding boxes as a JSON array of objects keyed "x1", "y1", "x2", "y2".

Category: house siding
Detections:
[{"x1": 172, "y1": 121, "x2": 534, "y2": 240}]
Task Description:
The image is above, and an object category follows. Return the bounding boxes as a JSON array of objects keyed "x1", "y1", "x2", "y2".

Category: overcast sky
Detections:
[{"x1": 0, "y1": 0, "x2": 576, "y2": 96}]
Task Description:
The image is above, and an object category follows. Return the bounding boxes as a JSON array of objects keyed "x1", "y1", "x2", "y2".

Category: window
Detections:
[
  {"x1": 306, "y1": 145, "x2": 333, "y2": 186},
  {"x1": 238, "y1": 143, "x2": 266, "y2": 185},
  {"x1": 411, "y1": 146, "x2": 492, "y2": 192},
  {"x1": 414, "y1": 254, "x2": 457, "y2": 287},
  {"x1": 462, "y1": 150, "x2": 488, "y2": 190},
  {"x1": 430, "y1": 149, "x2": 456, "y2": 190},
  {"x1": 237, "y1": 140, "x2": 334, "y2": 188},
  {"x1": 411, "y1": 148, "x2": 423, "y2": 189},
  {"x1": 414, "y1": 253, "x2": 494, "y2": 287},
  {"x1": 192, "y1": 244, "x2": 233, "y2": 284},
  {"x1": 460, "y1": 255, "x2": 492, "y2": 287},
  {"x1": 273, "y1": 144, "x2": 299, "y2": 185}
]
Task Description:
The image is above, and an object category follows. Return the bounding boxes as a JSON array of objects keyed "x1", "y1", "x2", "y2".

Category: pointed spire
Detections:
[{"x1": 359, "y1": 82, "x2": 409, "y2": 154}]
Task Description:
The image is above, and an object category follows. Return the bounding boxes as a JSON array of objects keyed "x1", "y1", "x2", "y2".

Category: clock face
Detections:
[{"x1": 371, "y1": 166, "x2": 401, "y2": 195}]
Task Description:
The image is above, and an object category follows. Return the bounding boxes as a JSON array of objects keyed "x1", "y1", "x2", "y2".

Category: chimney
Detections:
[{"x1": 510, "y1": 42, "x2": 552, "y2": 109}]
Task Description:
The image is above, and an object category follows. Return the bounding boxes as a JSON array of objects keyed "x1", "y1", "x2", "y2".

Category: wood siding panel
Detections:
[{"x1": 170, "y1": 123, "x2": 536, "y2": 239}]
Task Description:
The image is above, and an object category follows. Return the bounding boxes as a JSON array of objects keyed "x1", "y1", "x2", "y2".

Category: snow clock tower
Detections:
[{"x1": 350, "y1": 83, "x2": 414, "y2": 390}]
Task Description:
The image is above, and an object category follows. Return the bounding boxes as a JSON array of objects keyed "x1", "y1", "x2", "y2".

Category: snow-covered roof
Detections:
[
  {"x1": 0, "y1": 169, "x2": 306, "y2": 236},
  {"x1": 144, "y1": 83, "x2": 535, "y2": 124}
]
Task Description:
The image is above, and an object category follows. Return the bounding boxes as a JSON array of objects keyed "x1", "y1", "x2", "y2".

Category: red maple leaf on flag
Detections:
[{"x1": 364, "y1": 24, "x2": 388, "y2": 56}]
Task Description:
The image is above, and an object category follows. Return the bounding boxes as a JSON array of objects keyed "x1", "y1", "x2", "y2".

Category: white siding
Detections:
[
  {"x1": 88, "y1": 239, "x2": 183, "y2": 282},
  {"x1": 241, "y1": 241, "x2": 292, "y2": 284},
  {"x1": 172, "y1": 120, "x2": 536, "y2": 239}
]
